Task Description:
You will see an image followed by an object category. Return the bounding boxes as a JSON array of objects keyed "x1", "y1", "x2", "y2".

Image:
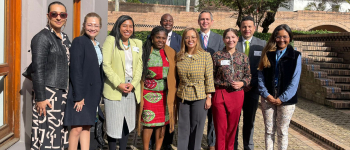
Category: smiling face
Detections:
[
  {"x1": 240, "y1": 20, "x2": 256, "y2": 40},
  {"x1": 198, "y1": 12, "x2": 213, "y2": 32},
  {"x1": 47, "y1": 4, "x2": 67, "y2": 30},
  {"x1": 152, "y1": 31, "x2": 167, "y2": 49},
  {"x1": 224, "y1": 31, "x2": 238, "y2": 50},
  {"x1": 84, "y1": 17, "x2": 101, "y2": 39},
  {"x1": 275, "y1": 29, "x2": 290, "y2": 50},
  {"x1": 160, "y1": 14, "x2": 173, "y2": 32},
  {"x1": 119, "y1": 20, "x2": 133, "y2": 40},
  {"x1": 184, "y1": 30, "x2": 198, "y2": 49}
]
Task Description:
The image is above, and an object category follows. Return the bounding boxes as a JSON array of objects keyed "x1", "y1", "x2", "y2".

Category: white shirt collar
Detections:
[
  {"x1": 242, "y1": 36, "x2": 253, "y2": 43},
  {"x1": 202, "y1": 30, "x2": 211, "y2": 38},
  {"x1": 168, "y1": 31, "x2": 173, "y2": 37}
]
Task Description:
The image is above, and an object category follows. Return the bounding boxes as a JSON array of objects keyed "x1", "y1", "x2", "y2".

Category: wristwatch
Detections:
[{"x1": 207, "y1": 94, "x2": 212, "y2": 98}]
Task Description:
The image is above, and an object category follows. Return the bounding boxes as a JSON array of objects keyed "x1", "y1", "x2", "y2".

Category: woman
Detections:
[
  {"x1": 176, "y1": 27, "x2": 215, "y2": 150},
  {"x1": 258, "y1": 24, "x2": 301, "y2": 150},
  {"x1": 64, "y1": 12, "x2": 103, "y2": 150},
  {"x1": 102, "y1": 15, "x2": 143, "y2": 150},
  {"x1": 212, "y1": 28, "x2": 251, "y2": 150},
  {"x1": 30, "y1": 1, "x2": 70, "y2": 149},
  {"x1": 137, "y1": 26, "x2": 177, "y2": 150}
]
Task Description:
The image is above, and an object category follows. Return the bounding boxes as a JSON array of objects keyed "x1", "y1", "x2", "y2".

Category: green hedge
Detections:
[{"x1": 292, "y1": 30, "x2": 338, "y2": 35}]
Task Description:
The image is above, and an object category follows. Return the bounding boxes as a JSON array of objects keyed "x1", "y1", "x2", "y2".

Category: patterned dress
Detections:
[
  {"x1": 141, "y1": 48, "x2": 169, "y2": 127},
  {"x1": 31, "y1": 26, "x2": 70, "y2": 150}
]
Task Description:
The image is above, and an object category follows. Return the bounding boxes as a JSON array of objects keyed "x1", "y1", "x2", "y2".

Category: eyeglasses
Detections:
[
  {"x1": 275, "y1": 36, "x2": 289, "y2": 41},
  {"x1": 49, "y1": 12, "x2": 68, "y2": 19}
]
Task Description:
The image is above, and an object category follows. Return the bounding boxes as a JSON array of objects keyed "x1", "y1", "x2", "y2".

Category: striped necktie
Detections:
[{"x1": 204, "y1": 35, "x2": 208, "y2": 48}]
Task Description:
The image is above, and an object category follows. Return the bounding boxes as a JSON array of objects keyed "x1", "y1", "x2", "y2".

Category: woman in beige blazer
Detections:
[{"x1": 102, "y1": 15, "x2": 143, "y2": 150}]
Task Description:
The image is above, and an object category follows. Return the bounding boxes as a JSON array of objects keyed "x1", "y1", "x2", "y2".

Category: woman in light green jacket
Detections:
[{"x1": 102, "y1": 15, "x2": 143, "y2": 150}]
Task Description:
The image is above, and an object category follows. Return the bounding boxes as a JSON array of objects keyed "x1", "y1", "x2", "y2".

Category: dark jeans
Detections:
[{"x1": 234, "y1": 87, "x2": 259, "y2": 150}]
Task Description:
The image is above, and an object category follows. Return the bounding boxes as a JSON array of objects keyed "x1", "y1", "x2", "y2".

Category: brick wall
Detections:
[{"x1": 108, "y1": 6, "x2": 350, "y2": 33}]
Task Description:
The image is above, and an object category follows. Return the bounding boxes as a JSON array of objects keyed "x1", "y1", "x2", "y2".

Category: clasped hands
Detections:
[
  {"x1": 266, "y1": 95, "x2": 282, "y2": 105},
  {"x1": 118, "y1": 83, "x2": 134, "y2": 93}
]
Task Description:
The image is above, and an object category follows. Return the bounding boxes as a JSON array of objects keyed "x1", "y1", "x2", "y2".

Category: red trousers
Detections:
[{"x1": 212, "y1": 88, "x2": 244, "y2": 150}]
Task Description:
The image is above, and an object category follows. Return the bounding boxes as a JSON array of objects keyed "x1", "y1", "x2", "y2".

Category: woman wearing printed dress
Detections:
[
  {"x1": 137, "y1": 26, "x2": 177, "y2": 150},
  {"x1": 212, "y1": 28, "x2": 251, "y2": 150},
  {"x1": 258, "y1": 24, "x2": 301, "y2": 150},
  {"x1": 102, "y1": 15, "x2": 143, "y2": 150},
  {"x1": 64, "y1": 12, "x2": 104, "y2": 150},
  {"x1": 30, "y1": 1, "x2": 71, "y2": 149},
  {"x1": 176, "y1": 27, "x2": 215, "y2": 150}
]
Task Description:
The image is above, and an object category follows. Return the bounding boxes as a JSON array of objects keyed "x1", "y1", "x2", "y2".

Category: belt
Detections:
[{"x1": 181, "y1": 81, "x2": 200, "y2": 103}]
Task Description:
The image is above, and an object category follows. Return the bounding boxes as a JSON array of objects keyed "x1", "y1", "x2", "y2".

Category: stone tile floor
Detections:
[{"x1": 105, "y1": 97, "x2": 349, "y2": 150}]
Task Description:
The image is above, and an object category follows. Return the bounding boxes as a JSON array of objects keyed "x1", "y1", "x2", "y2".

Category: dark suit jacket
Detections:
[
  {"x1": 199, "y1": 31, "x2": 225, "y2": 56},
  {"x1": 236, "y1": 36, "x2": 266, "y2": 89},
  {"x1": 64, "y1": 34, "x2": 104, "y2": 126},
  {"x1": 169, "y1": 31, "x2": 182, "y2": 52}
]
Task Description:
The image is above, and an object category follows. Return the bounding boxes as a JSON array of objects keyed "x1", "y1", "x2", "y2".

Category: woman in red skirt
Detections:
[{"x1": 212, "y1": 28, "x2": 251, "y2": 150}]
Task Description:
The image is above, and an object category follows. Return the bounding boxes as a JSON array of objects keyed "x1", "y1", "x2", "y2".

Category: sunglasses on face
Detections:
[{"x1": 49, "y1": 12, "x2": 68, "y2": 19}]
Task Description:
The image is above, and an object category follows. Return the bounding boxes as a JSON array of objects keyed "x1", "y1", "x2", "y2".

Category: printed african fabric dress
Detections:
[{"x1": 142, "y1": 48, "x2": 170, "y2": 127}]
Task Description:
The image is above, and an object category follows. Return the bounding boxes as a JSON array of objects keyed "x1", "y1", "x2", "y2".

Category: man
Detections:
[
  {"x1": 149, "y1": 14, "x2": 182, "y2": 150},
  {"x1": 198, "y1": 10, "x2": 225, "y2": 150},
  {"x1": 235, "y1": 16, "x2": 266, "y2": 150}
]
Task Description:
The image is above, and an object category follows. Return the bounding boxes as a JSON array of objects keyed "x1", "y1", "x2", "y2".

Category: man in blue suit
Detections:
[
  {"x1": 198, "y1": 10, "x2": 225, "y2": 150},
  {"x1": 160, "y1": 13, "x2": 181, "y2": 52}
]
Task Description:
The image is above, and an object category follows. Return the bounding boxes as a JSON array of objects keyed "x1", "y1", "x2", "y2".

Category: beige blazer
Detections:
[{"x1": 102, "y1": 35, "x2": 143, "y2": 103}]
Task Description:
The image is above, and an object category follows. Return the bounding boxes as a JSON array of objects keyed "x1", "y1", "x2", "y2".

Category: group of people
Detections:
[{"x1": 29, "y1": 1, "x2": 301, "y2": 150}]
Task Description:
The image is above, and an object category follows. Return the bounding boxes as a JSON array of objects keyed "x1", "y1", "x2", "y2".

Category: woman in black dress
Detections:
[
  {"x1": 63, "y1": 12, "x2": 104, "y2": 150},
  {"x1": 30, "y1": 1, "x2": 71, "y2": 150}
]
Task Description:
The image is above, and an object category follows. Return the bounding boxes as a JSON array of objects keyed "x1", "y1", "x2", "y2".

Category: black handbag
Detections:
[{"x1": 22, "y1": 63, "x2": 33, "y2": 81}]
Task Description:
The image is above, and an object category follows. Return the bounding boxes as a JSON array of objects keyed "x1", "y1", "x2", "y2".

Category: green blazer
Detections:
[{"x1": 102, "y1": 35, "x2": 143, "y2": 103}]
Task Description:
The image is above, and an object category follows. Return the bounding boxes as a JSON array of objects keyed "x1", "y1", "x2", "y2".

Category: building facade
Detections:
[{"x1": 279, "y1": 0, "x2": 350, "y2": 12}]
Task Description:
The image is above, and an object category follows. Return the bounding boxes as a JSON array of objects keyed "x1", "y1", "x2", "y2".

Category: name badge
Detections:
[
  {"x1": 221, "y1": 60, "x2": 230, "y2": 65},
  {"x1": 254, "y1": 51, "x2": 262, "y2": 56},
  {"x1": 132, "y1": 47, "x2": 139, "y2": 53}
]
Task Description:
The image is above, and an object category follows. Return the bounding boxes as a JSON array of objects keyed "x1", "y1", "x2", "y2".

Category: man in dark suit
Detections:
[
  {"x1": 198, "y1": 10, "x2": 225, "y2": 150},
  {"x1": 235, "y1": 16, "x2": 266, "y2": 150},
  {"x1": 160, "y1": 13, "x2": 182, "y2": 52}
]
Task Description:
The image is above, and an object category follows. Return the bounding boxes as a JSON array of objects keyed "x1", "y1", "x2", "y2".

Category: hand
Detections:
[
  {"x1": 231, "y1": 81, "x2": 244, "y2": 90},
  {"x1": 274, "y1": 98, "x2": 282, "y2": 105},
  {"x1": 266, "y1": 95, "x2": 276, "y2": 103},
  {"x1": 124, "y1": 83, "x2": 134, "y2": 93},
  {"x1": 74, "y1": 99, "x2": 85, "y2": 112},
  {"x1": 118, "y1": 83, "x2": 130, "y2": 93},
  {"x1": 243, "y1": 85, "x2": 252, "y2": 92},
  {"x1": 205, "y1": 97, "x2": 212, "y2": 110},
  {"x1": 35, "y1": 100, "x2": 52, "y2": 116}
]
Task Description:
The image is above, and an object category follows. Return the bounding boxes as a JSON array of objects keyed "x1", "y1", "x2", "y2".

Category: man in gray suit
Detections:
[
  {"x1": 198, "y1": 10, "x2": 225, "y2": 150},
  {"x1": 235, "y1": 16, "x2": 266, "y2": 150}
]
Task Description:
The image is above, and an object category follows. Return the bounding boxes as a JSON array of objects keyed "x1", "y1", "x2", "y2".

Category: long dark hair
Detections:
[
  {"x1": 258, "y1": 24, "x2": 293, "y2": 70},
  {"x1": 109, "y1": 15, "x2": 135, "y2": 50},
  {"x1": 142, "y1": 26, "x2": 167, "y2": 80}
]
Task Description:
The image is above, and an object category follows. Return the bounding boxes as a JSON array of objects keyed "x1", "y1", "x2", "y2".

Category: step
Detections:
[
  {"x1": 302, "y1": 42, "x2": 326, "y2": 47},
  {"x1": 315, "y1": 78, "x2": 335, "y2": 86},
  {"x1": 328, "y1": 76, "x2": 350, "y2": 83},
  {"x1": 326, "y1": 92, "x2": 350, "y2": 99},
  {"x1": 309, "y1": 56, "x2": 343, "y2": 63},
  {"x1": 315, "y1": 62, "x2": 350, "y2": 69},
  {"x1": 325, "y1": 99, "x2": 350, "y2": 108},
  {"x1": 335, "y1": 83, "x2": 350, "y2": 91},
  {"x1": 302, "y1": 58, "x2": 314, "y2": 64},
  {"x1": 305, "y1": 64, "x2": 320, "y2": 71},
  {"x1": 322, "y1": 86, "x2": 342, "y2": 95},
  {"x1": 321, "y1": 69, "x2": 350, "y2": 76},
  {"x1": 302, "y1": 46, "x2": 331, "y2": 51},
  {"x1": 311, "y1": 71, "x2": 328, "y2": 78},
  {"x1": 303, "y1": 51, "x2": 337, "y2": 57}
]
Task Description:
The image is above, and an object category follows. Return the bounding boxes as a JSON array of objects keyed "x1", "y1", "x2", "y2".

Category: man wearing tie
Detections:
[
  {"x1": 198, "y1": 10, "x2": 225, "y2": 150},
  {"x1": 235, "y1": 16, "x2": 266, "y2": 150}
]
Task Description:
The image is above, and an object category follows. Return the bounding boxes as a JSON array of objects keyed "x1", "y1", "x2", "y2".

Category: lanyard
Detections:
[
  {"x1": 275, "y1": 48, "x2": 287, "y2": 63},
  {"x1": 275, "y1": 48, "x2": 287, "y2": 87}
]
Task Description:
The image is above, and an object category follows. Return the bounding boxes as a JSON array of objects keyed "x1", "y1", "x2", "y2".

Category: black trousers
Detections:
[
  {"x1": 234, "y1": 87, "x2": 259, "y2": 150},
  {"x1": 177, "y1": 99, "x2": 207, "y2": 150},
  {"x1": 207, "y1": 107, "x2": 216, "y2": 147},
  {"x1": 108, "y1": 118, "x2": 130, "y2": 150}
]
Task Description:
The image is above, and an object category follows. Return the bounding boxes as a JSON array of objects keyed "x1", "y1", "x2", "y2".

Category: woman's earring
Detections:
[{"x1": 61, "y1": 23, "x2": 66, "y2": 32}]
